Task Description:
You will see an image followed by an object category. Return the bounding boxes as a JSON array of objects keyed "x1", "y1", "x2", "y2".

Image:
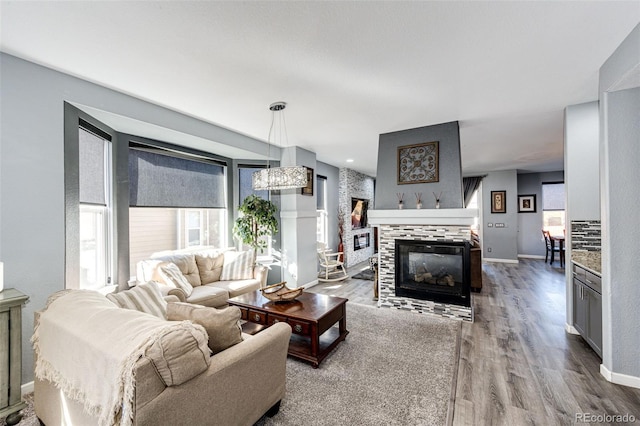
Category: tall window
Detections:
[
  {"x1": 465, "y1": 185, "x2": 480, "y2": 231},
  {"x1": 238, "y1": 165, "x2": 274, "y2": 258},
  {"x1": 316, "y1": 175, "x2": 328, "y2": 244},
  {"x1": 542, "y1": 182, "x2": 565, "y2": 236},
  {"x1": 239, "y1": 166, "x2": 269, "y2": 204},
  {"x1": 128, "y1": 145, "x2": 227, "y2": 273},
  {"x1": 78, "y1": 122, "x2": 112, "y2": 289}
]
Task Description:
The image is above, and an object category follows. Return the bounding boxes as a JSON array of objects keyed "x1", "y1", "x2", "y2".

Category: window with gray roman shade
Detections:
[
  {"x1": 79, "y1": 126, "x2": 108, "y2": 205},
  {"x1": 129, "y1": 148, "x2": 226, "y2": 208},
  {"x1": 317, "y1": 175, "x2": 327, "y2": 210},
  {"x1": 239, "y1": 166, "x2": 269, "y2": 203},
  {"x1": 542, "y1": 182, "x2": 565, "y2": 211}
]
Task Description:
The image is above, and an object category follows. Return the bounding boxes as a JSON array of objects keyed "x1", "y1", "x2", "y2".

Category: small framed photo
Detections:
[
  {"x1": 518, "y1": 194, "x2": 536, "y2": 213},
  {"x1": 491, "y1": 190, "x2": 506, "y2": 214},
  {"x1": 301, "y1": 167, "x2": 314, "y2": 196}
]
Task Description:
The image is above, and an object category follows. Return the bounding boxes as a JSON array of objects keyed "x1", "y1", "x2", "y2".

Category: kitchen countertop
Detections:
[{"x1": 571, "y1": 250, "x2": 601, "y2": 275}]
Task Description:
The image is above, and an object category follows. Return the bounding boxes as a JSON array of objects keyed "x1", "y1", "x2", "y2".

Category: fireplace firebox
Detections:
[{"x1": 394, "y1": 239, "x2": 471, "y2": 307}]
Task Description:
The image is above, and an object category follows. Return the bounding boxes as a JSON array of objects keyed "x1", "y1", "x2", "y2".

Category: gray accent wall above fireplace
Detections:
[{"x1": 375, "y1": 121, "x2": 463, "y2": 210}]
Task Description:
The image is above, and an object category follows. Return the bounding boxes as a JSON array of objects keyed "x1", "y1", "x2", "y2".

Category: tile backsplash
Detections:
[{"x1": 571, "y1": 220, "x2": 601, "y2": 251}]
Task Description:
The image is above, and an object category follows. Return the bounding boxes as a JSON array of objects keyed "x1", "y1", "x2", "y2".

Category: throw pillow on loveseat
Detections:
[
  {"x1": 159, "y1": 262, "x2": 195, "y2": 296},
  {"x1": 168, "y1": 302, "x2": 243, "y2": 354},
  {"x1": 106, "y1": 280, "x2": 168, "y2": 319}
]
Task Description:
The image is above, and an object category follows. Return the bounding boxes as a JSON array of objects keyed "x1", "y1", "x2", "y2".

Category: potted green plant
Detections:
[{"x1": 233, "y1": 195, "x2": 279, "y2": 253}]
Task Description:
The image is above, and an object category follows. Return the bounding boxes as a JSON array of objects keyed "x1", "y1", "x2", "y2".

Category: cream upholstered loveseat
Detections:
[
  {"x1": 33, "y1": 288, "x2": 291, "y2": 426},
  {"x1": 137, "y1": 246, "x2": 267, "y2": 308}
]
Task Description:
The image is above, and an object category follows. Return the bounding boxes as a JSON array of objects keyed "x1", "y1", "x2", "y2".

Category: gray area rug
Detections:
[
  {"x1": 4, "y1": 304, "x2": 460, "y2": 426},
  {"x1": 257, "y1": 302, "x2": 461, "y2": 426}
]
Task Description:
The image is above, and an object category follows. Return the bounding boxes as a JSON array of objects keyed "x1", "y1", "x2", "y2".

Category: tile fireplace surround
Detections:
[{"x1": 368, "y1": 209, "x2": 477, "y2": 322}]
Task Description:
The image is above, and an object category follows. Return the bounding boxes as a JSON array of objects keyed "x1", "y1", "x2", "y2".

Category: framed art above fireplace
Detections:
[{"x1": 397, "y1": 141, "x2": 439, "y2": 184}]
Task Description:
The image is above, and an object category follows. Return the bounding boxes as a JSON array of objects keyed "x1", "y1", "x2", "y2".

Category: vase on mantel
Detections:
[
  {"x1": 416, "y1": 202, "x2": 422, "y2": 209},
  {"x1": 398, "y1": 201, "x2": 404, "y2": 210},
  {"x1": 435, "y1": 201, "x2": 440, "y2": 209}
]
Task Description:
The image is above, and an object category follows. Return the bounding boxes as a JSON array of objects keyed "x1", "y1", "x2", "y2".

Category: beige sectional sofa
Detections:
[
  {"x1": 34, "y1": 288, "x2": 291, "y2": 426},
  {"x1": 137, "y1": 246, "x2": 267, "y2": 307}
]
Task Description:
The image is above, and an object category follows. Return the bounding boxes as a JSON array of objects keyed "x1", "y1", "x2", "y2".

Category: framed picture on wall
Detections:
[
  {"x1": 301, "y1": 167, "x2": 314, "y2": 196},
  {"x1": 518, "y1": 194, "x2": 536, "y2": 213},
  {"x1": 491, "y1": 190, "x2": 507, "y2": 214}
]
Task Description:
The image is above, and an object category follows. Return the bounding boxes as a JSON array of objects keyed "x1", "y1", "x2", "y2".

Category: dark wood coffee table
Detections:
[{"x1": 228, "y1": 291, "x2": 348, "y2": 368}]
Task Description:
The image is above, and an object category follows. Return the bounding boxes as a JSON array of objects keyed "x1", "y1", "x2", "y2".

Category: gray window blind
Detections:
[
  {"x1": 239, "y1": 166, "x2": 269, "y2": 203},
  {"x1": 129, "y1": 148, "x2": 226, "y2": 208},
  {"x1": 79, "y1": 127, "x2": 107, "y2": 205},
  {"x1": 317, "y1": 175, "x2": 327, "y2": 210},
  {"x1": 542, "y1": 182, "x2": 565, "y2": 210}
]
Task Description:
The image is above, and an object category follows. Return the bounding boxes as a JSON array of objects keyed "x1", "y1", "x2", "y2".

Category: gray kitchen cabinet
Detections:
[{"x1": 572, "y1": 263, "x2": 602, "y2": 358}]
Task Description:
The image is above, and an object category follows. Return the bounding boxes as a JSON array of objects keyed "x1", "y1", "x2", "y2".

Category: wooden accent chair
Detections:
[{"x1": 317, "y1": 242, "x2": 348, "y2": 282}]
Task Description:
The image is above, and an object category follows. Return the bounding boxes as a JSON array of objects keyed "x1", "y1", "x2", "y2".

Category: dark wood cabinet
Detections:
[{"x1": 572, "y1": 263, "x2": 602, "y2": 357}]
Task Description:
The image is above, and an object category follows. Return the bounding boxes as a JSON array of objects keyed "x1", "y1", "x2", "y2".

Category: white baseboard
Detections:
[
  {"x1": 600, "y1": 364, "x2": 640, "y2": 389},
  {"x1": 565, "y1": 323, "x2": 580, "y2": 335},
  {"x1": 483, "y1": 258, "x2": 519, "y2": 264},
  {"x1": 22, "y1": 381, "x2": 34, "y2": 396},
  {"x1": 302, "y1": 279, "x2": 319, "y2": 289},
  {"x1": 518, "y1": 254, "x2": 546, "y2": 260}
]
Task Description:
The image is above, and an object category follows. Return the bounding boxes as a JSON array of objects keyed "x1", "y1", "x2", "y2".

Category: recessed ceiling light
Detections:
[{"x1": 346, "y1": 159, "x2": 354, "y2": 163}]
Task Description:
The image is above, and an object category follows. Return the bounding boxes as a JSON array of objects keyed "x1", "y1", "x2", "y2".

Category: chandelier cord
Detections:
[{"x1": 266, "y1": 109, "x2": 276, "y2": 171}]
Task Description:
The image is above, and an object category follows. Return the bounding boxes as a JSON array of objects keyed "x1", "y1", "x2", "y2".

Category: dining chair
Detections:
[{"x1": 542, "y1": 230, "x2": 552, "y2": 263}]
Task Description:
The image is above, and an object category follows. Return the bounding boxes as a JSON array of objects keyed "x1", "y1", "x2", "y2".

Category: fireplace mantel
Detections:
[{"x1": 368, "y1": 208, "x2": 478, "y2": 226}]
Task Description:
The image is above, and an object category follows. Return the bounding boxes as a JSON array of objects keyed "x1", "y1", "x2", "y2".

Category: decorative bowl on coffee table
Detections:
[{"x1": 260, "y1": 282, "x2": 303, "y2": 302}]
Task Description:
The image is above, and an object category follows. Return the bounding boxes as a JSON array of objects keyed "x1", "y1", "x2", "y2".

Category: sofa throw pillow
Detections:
[
  {"x1": 106, "y1": 281, "x2": 167, "y2": 319},
  {"x1": 167, "y1": 302, "x2": 243, "y2": 354},
  {"x1": 144, "y1": 322, "x2": 211, "y2": 386},
  {"x1": 150, "y1": 254, "x2": 202, "y2": 287},
  {"x1": 159, "y1": 263, "x2": 194, "y2": 297},
  {"x1": 220, "y1": 250, "x2": 256, "y2": 281},
  {"x1": 195, "y1": 252, "x2": 225, "y2": 284}
]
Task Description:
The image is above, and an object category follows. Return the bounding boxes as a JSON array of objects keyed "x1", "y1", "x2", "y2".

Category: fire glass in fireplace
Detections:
[{"x1": 394, "y1": 239, "x2": 471, "y2": 307}]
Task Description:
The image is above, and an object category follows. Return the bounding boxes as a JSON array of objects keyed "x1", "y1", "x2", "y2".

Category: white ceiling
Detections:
[{"x1": 1, "y1": 1, "x2": 639, "y2": 177}]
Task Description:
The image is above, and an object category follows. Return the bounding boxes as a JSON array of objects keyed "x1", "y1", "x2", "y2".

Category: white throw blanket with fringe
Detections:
[{"x1": 33, "y1": 290, "x2": 194, "y2": 426}]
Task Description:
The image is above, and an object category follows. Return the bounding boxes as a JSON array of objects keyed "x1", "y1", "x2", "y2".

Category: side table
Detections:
[{"x1": 0, "y1": 289, "x2": 29, "y2": 425}]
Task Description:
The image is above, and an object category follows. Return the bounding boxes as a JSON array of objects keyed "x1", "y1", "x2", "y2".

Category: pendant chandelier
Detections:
[{"x1": 252, "y1": 102, "x2": 308, "y2": 191}]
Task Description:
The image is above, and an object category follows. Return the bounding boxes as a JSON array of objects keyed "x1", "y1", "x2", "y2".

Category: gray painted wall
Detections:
[
  {"x1": 599, "y1": 23, "x2": 640, "y2": 383},
  {"x1": 375, "y1": 122, "x2": 463, "y2": 209},
  {"x1": 316, "y1": 161, "x2": 340, "y2": 252},
  {"x1": 517, "y1": 171, "x2": 565, "y2": 257},
  {"x1": 0, "y1": 53, "x2": 273, "y2": 383},
  {"x1": 482, "y1": 170, "x2": 518, "y2": 261},
  {"x1": 565, "y1": 101, "x2": 600, "y2": 221}
]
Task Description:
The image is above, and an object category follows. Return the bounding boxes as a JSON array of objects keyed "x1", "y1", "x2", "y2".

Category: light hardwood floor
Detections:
[{"x1": 308, "y1": 259, "x2": 640, "y2": 425}]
